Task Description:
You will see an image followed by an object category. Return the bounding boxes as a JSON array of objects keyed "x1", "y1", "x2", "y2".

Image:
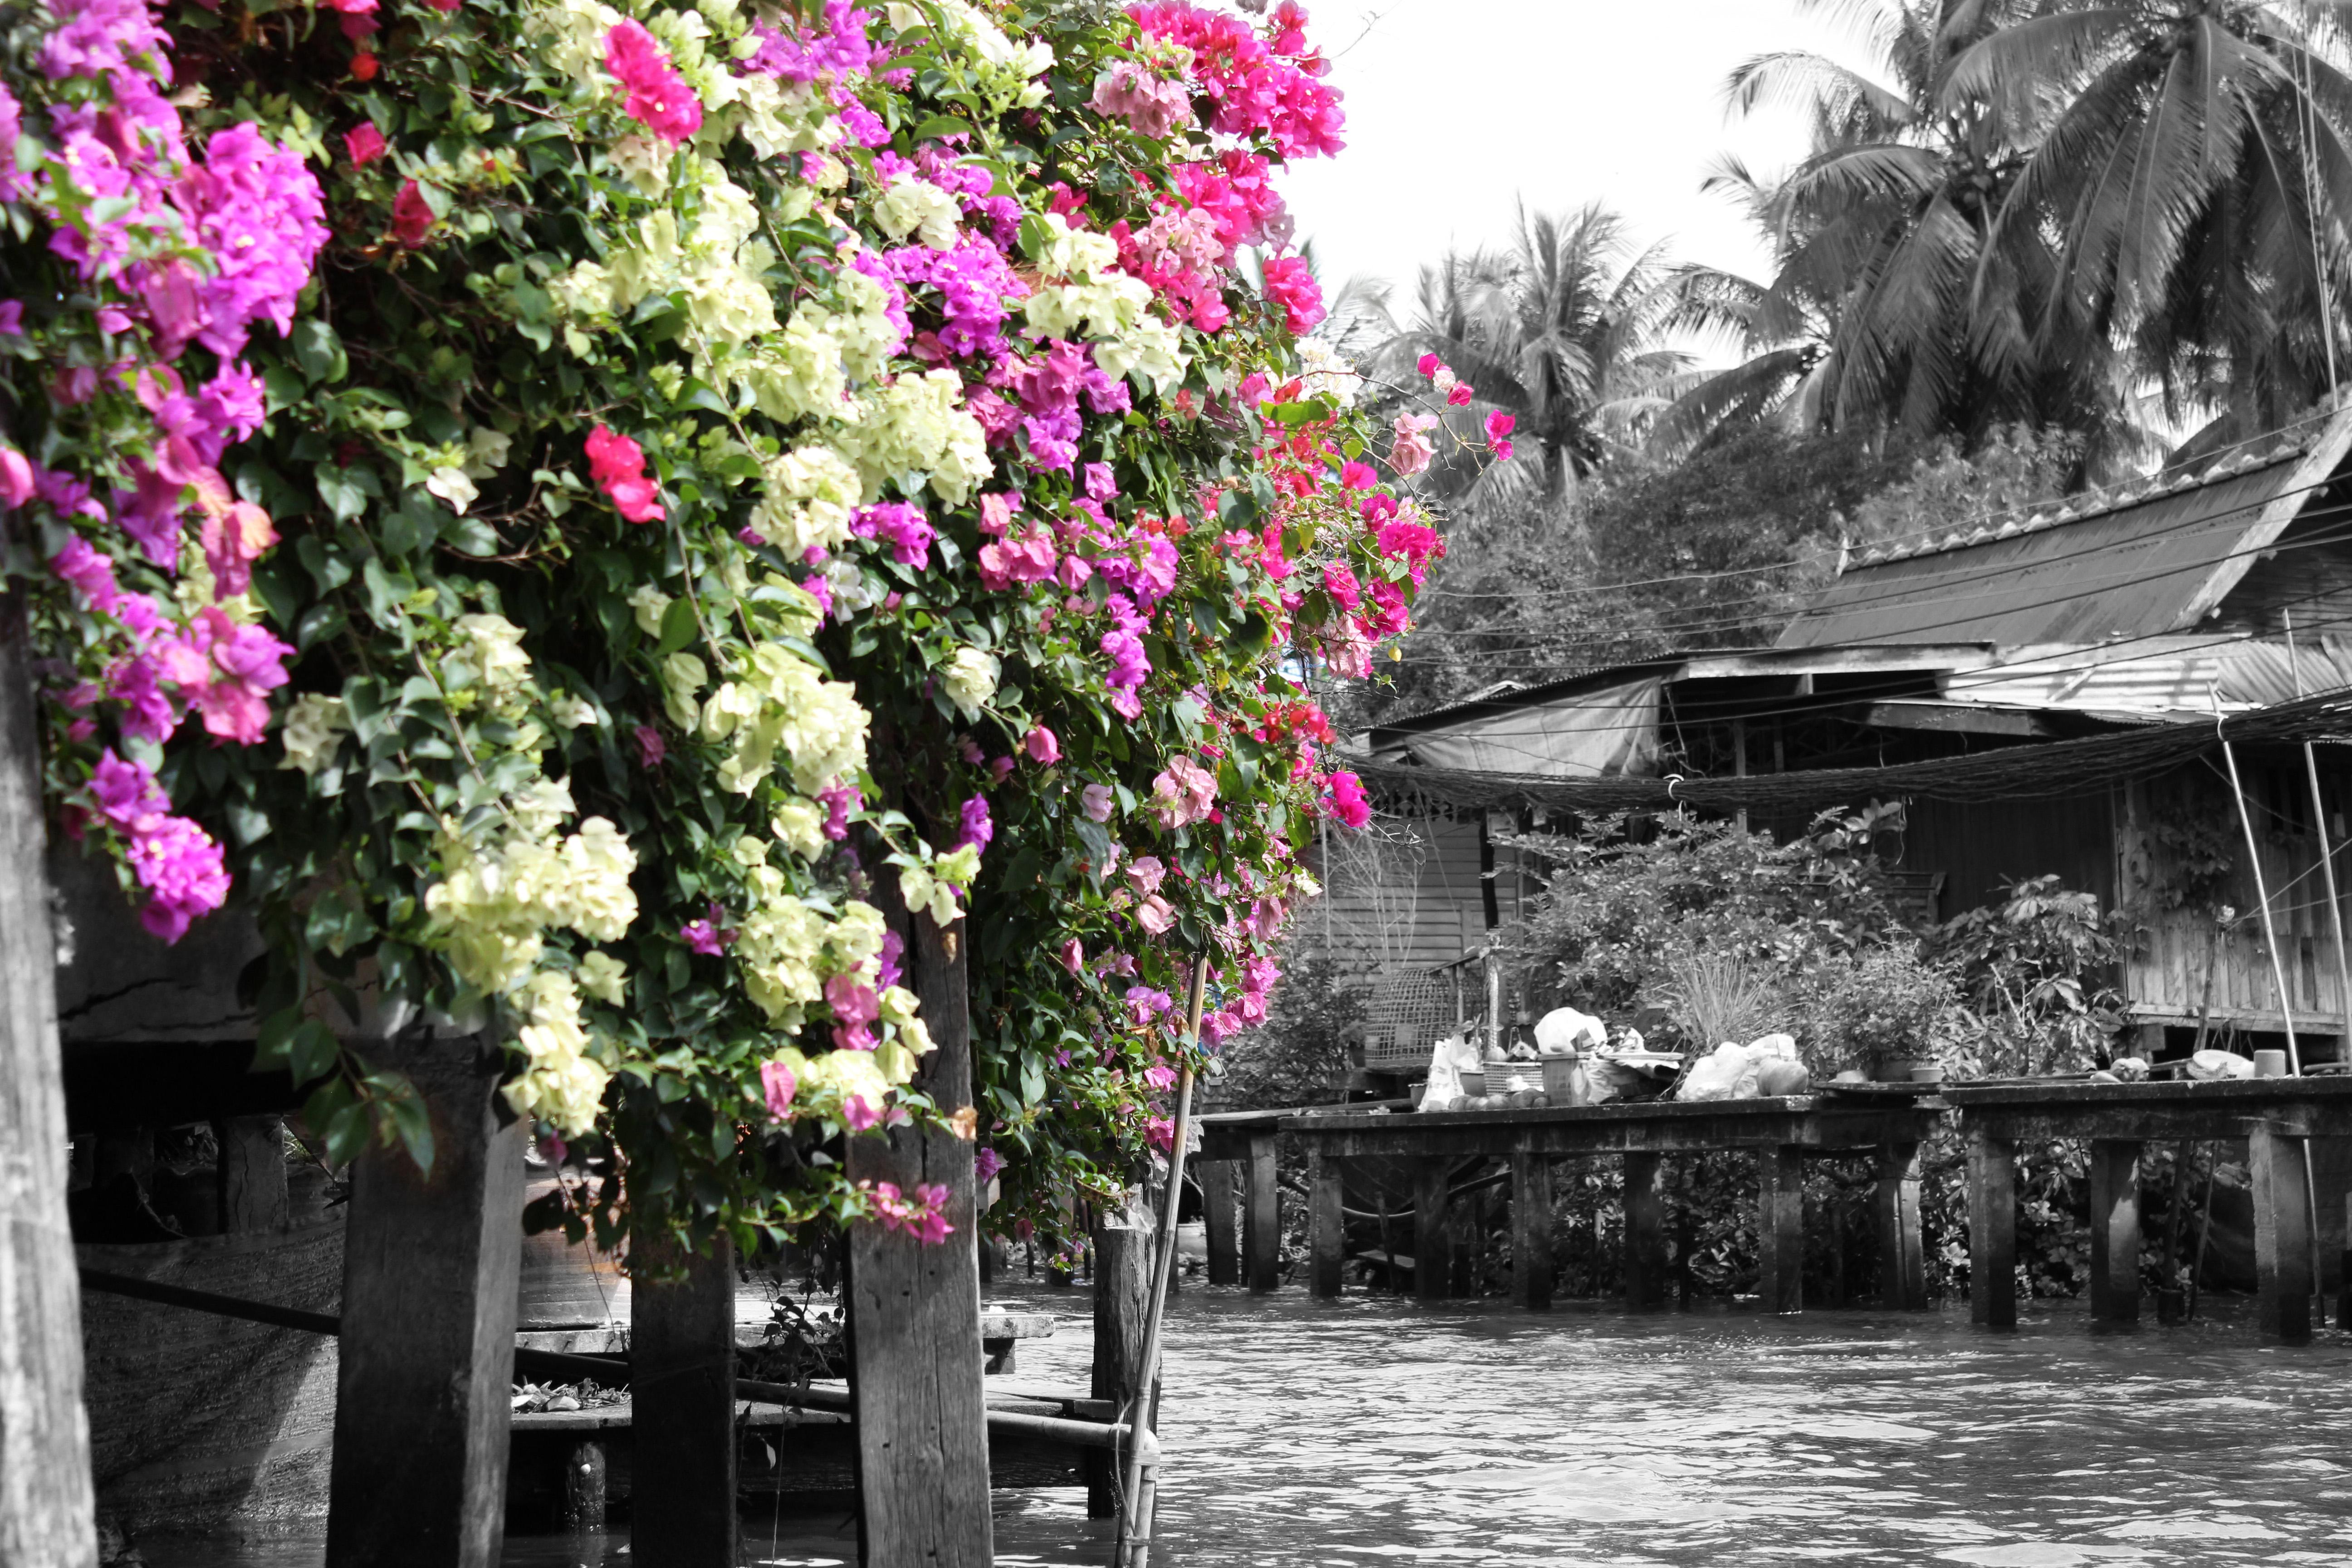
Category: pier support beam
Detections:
[
  {"x1": 1200, "y1": 1158, "x2": 1239, "y2": 1285},
  {"x1": 2252, "y1": 1123, "x2": 2314, "y2": 1343},
  {"x1": 1967, "y1": 1131, "x2": 2017, "y2": 1328},
  {"x1": 214, "y1": 1114, "x2": 289, "y2": 1233},
  {"x1": 1308, "y1": 1149, "x2": 1344, "y2": 1298},
  {"x1": 2087, "y1": 1139, "x2": 2142, "y2": 1324},
  {"x1": 1510, "y1": 1153, "x2": 1553, "y2": 1310},
  {"x1": 1873, "y1": 1141, "x2": 1926, "y2": 1310},
  {"x1": 1087, "y1": 1204, "x2": 1153, "y2": 1519},
  {"x1": 630, "y1": 1230, "x2": 738, "y2": 1566},
  {"x1": 1623, "y1": 1150, "x2": 1667, "y2": 1311},
  {"x1": 1756, "y1": 1146, "x2": 1803, "y2": 1315},
  {"x1": 845, "y1": 905, "x2": 991, "y2": 1566},
  {"x1": 1242, "y1": 1131, "x2": 1281, "y2": 1293},
  {"x1": 1412, "y1": 1159, "x2": 1455, "y2": 1303},
  {"x1": 0, "y1": 596, "x2": 95, "y2": 1568},
  {"x1": 326, "y1": 1034, "x2": 523, "y2": 1568}
]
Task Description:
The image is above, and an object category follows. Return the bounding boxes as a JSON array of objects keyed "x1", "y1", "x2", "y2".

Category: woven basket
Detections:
[
  {"x1": 1362, "y1": 969, "x2": 1460, "y2": 1072},
  {"x1": 1480, "y1": 1059, "x2": 1547, "y2": 1095}
]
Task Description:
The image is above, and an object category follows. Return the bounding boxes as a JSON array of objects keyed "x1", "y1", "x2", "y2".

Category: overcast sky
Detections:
[{"x1": 1280, "y1": 0, "x2": 1867, "y2": 357}]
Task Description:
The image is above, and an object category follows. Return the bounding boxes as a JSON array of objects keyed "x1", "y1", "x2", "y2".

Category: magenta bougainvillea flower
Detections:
[
  {"x1": 603, "y1": 21, "x2": 702, "y2": 146},
  {"x1": 584, "y1": 425, "x2": 664, "y2": 522}
]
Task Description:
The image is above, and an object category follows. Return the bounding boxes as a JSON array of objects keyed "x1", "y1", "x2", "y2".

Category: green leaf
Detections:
[
  {"x1": 911, "y1": 113, "x2": 967, "y2": 142},
  {"x1": 317, "y1": 468, "x2": 370, "y2": 524},
  {"x1": 442, "y1": 513, "x2": 500, "y2": 557},
  {"x1": 371, "y1": 1071, "x2": 436, "y2": 1173},
  {"x1": 655, "y1": 594, "x2": 700, "y2": 656},
  {"x1": 290, "y1": 319, "x2": 348, "y2": 385}
]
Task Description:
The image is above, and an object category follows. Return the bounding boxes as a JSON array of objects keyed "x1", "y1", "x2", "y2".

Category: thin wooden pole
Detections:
[
  {"x1": 0, "y1": 590, "x2": 98, "y2": 1566},
  {"x1": 1116, "y1": 957, "x2": 1208, "y2": 1568},
  {"x1": 2285, "y1": 614, "x2": 2352, "y2": 1054},
  {"x1": 2214, "y1": 689, "x2": 2302, "y2": 1072}
]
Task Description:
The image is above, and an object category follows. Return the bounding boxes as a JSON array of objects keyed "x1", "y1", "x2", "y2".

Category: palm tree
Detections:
[
  {"x1": 1361, "y1": 203, "x2": 1691, "y2": 510},
  {"x1": 1944, "y1": 0, "x2": 2352, "y2": 436},
  {"x1": 1660, "y1": 0, "x2": 2141, "y2": 461}
]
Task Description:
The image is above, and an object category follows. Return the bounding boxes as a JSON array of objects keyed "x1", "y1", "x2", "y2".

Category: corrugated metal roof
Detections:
[
  {"x1": 1954, "y1": 640, "x2": 2263, "y2": 720},
  {"x1": 1779, "y1": 403, "x2": 2352, "y2": 648}
]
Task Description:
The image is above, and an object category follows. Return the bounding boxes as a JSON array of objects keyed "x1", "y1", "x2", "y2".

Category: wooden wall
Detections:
[
  {"x1": 1302, "y1": 812, "x2": 1494, "y2": 990},
  {"x1": 1896, "y1": 789, "x2": 2118, "y2": 921},
  {"x1": 2120, "y1": 755, "x2": 2352, "y2": 1037}
]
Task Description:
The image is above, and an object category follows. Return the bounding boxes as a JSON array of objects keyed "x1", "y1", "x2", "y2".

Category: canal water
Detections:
[{"x1": 144, "y1": 1283, "x2": 2352, "y2": 1567}]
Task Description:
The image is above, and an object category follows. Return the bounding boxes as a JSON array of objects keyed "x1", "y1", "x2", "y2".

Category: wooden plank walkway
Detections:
[
  {"x1": 1277, "y1": 1097, "x2": 1944, "y2": 1313},
  {"x1": 1944, "y1": 1078, "x2": 2352, "y2": 1339}
]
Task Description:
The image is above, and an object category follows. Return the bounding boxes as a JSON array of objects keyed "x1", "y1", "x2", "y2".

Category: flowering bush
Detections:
[{"x1": 0, "y1": 0, "x2": 1501, "y2": 1252}]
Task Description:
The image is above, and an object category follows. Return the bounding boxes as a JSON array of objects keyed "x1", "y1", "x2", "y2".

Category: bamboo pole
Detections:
[
  {"x1": 1115, "y1": 956, "x2": 1209, "y2": 1568},
  {"x1": 2213, "y1": 688, "x2": 2302, "y2": 1072},
  {"x1": 2284, "y1": 613, "x2": 2352, "y2": 1054}
]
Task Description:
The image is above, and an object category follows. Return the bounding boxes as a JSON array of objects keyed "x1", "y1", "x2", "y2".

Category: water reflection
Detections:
[{"x1": 137, "y1": 1286, "x2": 2352, "y2": 1567}]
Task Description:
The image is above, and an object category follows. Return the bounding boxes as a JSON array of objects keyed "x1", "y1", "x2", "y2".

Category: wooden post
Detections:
[
  {"x1": 1509, "y1": 1153, "x2": 1553, "y2": 1310},
  {"x1": 846, "y1": 905, "x2": 991, "y2": 1566},
  {"x1": 1756, "y1": 1145, "x2": 1803, "y2": 1315},
  {"x1": 326, "y1": 1034, "x2": 524, "y2": 1568},
  {"x1": 1242, "y1": 1131, "x2": 1280, "y2": 1294},
  {"x1": 1412, "y1": 1159, "x2": 1453, "y2": 1303},
  {"x1": 1087, "y1": 1204, "x2": 1153, "y2": 1519},
  {"x1": 1199, "y1": 1159, "x2": 1239, "y2": 1286},
  {"x1": 2087, "y1": 1139, "x2": 2142, "y2": 1324},
  {"x1": 1873, "y1": 1141, "x2": 1926, "y2": 1310},
  {"x1": 2251, "y1": 1123, "x2": 2314, "y2": 1343},
  {"x1": 1307, "y1": 1149, "x2": 1344, "y2": 1298},
  {"x1": 1622, "y1": 1150, "x2": 1666, "y2": 1311},
  {"x1": 214, "y1": 1114, "x2": 288, "y2": 1233},
  {"x1": 631, "y1": 1230, "x2": 739, "y2": 1566},
  {"x1": 559, "y1": 1440, "x2": 607, "y2": 1531},
  {"x1": 0, "y1": 591, "x2": 98, "y2": 1567},
  {"x1": 2338, "y1": 1193, "x2": 2352, "y2": 1333},
  {"x1": 1967, "y1": 1131, "x2": 2018, "y2": 1328}
]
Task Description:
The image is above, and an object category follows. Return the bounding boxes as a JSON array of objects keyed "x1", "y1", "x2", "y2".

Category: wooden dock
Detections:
[
  {"x1": 1278, "y1": 1096, "x2": 1943, "y2": 1313},
  {"x1": 1944, "y1": 1077, "x2": 2352, "y2": 1339}
]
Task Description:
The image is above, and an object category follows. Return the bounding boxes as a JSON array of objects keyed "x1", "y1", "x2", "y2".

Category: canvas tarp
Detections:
[{"x1": 1403, "y1": 677, "x2": 1661, "y2": 777}]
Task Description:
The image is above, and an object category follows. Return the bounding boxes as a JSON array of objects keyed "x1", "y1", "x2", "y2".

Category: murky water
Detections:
[{"x1": 140, "y1": 1284, "x2": 2352, "y2": 1567}]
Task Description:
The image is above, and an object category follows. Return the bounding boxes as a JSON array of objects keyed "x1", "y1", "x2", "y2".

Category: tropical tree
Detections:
[
  {"x1": 1358, "y1": 203, "x2": 1690, "y2": 511},
  {"x1": 1661, "y1": 0, "x2": 2140, "y2": 463},
  {"x1": 1944, "y1": 0, "x2": 2352, "y2": 438}
]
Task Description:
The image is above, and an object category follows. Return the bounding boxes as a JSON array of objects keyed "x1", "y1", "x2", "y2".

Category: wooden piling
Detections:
[
  {"x1": 1756, "y1": 1145, "x2": 1803, "y2": 1315},
  {"x1": 1509, "y1": 1153, "x2": 1553, "y2": 1310},
  {"x1": 1308, "y1": 1149, "x2": 1344, "y2": 1298},
  {"x1": 2251, "y1": 1122, "x2": 2314, "y2": 1343},
  {"x1": 1411, "y1": 1159, "x2": 1454, "y2": 1303},
  {"x1": 1087, "y1": 1205, "x2": 1153, "y2": 1519},
  {"x1": 0, "y1": 592, "x2": 97, "y2": 1568},
  {"x1": 325, "y1": 1033, "x2": 524, "y2": 1568},
  {"x1": 1873, "y1": 1141, "x2": 1926, "y2": 1310},
  {"x1": 2087, "y1": 1139, "x2": 2143, "y2": 1324},
  {"x1": 845, "y1": 906, "x2": 992, "y2": 1566},
  {"x1": 1242, "y1": 1131, "x2": 1280, "y2": 1293},
  {"x1": 559, "y1": 1440, "x2": 607, "y2": 1531},
  {"x1": 1622, "y1": 1150, "x2": 1666, "y2": 1311},
  {"x1": 1966, "y1": 1131, "x2": 2017, "y2": 1328},
  {"x1": 214, "y1": 1114, "x2": 289, "y2": 1233},
  {"x1": 1198, "y1": 1159, "x2": 1239, "y2": 1285},
  {"x1": 631, "y1": 1229, "x2": 739, "y2": 1566}
]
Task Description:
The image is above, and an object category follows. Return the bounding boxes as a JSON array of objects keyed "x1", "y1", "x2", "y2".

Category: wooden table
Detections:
[
  {"x1": 1942, "y1": 1077, "x2": 2352, "y2": 1339},
  {"x1": 1278, "y1": 1096, "x2": 1945, "y2": 1313}
]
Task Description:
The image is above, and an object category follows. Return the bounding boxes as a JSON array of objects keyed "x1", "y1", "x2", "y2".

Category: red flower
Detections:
[
  {"x1": 585, "y1": 425, "x2": 665, "y2": 523},
  {"x1": 344, "y1": 123, "x2": 387, "y2": 167},
  {"x1": 389, "y1": 180, "x2": 434, "y2": 247},
  {"x1": 350, "y1": 50, "x2": 379, "y2": 81}
]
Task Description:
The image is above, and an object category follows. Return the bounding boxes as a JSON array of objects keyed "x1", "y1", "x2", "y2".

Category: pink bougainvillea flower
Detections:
[
  {"x1": 604, "y1": 20, "x2": 704, "y2": 146},
  {"x1": 1143, "y1": 1063, "x2": 1177, "y2": 1092},
  {"x1": 200, "y1": 500, "x2": 277, "y2": 600},
  {"x1": 1058, "y1": 937, "x2": 1085, "y2": 975},
  {"x1": 681, "y1": 902, "x2": 735, "y2": 954},
  {"x1": 1081, "y1": 782, "x2": 1114, "y2": 822},
  {"x1": 1259, "y1": 253, "x2": 1324, "y2": 334},
  {"x1": 1484, "y1": 410, "x2": 1516, "y2": 445},
  {"x1": 760, "y1": 1059, "x2": 799, "y2": 1121},
  {"x1": 389, "y1": 179, "x2": 434, "y2": 247},
  {"x1": 1338, "y1": 460, "x2": 1377, "y2": 491},
  {"x1": 1125, "y1": 854, "x2": 1166, "y2": 897},
  {"x1": 1321, "y1": 769, "x2": 1372, "y2": 829},
  {"x1": 840, "y1": 1093, "x2": 882, "y2": 1133},
  {"x1": 1446, "y1": 382, "x2": 1473, "y2": 407},
  {"x1": 0, "y1": 446, "x2": 31, "y2": 508},
  {"x1": 633, "y1": 724, "x2": 665, "y2": 769},
  {"x1": 1145, "y1": 1115, "x2": 1176, "y2": 1153},
  {"x1": 1135, "y1": 893, "x2": 1175, "y2": 935},
  {"x1": 1390, "y1": 412, "x2": 1436, "y2": 476},
  {"x1": 1492, "y1": 438, "x2": 1514, "y2": 463},
  {"x1": 584, "y1": 425, "x2": 665, "y2": 523},
  {"x1": 1147, "y1": 755, "x2": 1217, "y2": 828},
  {"x1": 344, "y1": 123, "x2": 387, "y2": 167},
  {"x1": 1416, "y1": 352, "x2": 1441, "y2": 377},
  {"x1": 974, "y1": 1147, "x2": 1005, "y2": 1184},
  {"x1": 1024, "y1": 724, "x2": 1060, "y2": 764}
]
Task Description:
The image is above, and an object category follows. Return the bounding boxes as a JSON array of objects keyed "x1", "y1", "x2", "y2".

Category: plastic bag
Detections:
[
  {"x1": 1534, "y1": 1007, "x2": 1606, "y2": 1055},
  {"x1": 1677, "y1": 1041, "x2": 1760, "y2": 1102},
  {"x1": 1421, "y1": 1030, "x2": 1483, "y2": 1109}
]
